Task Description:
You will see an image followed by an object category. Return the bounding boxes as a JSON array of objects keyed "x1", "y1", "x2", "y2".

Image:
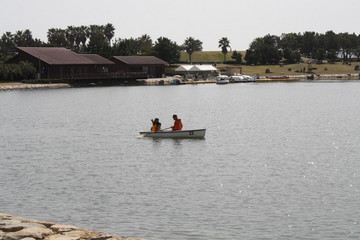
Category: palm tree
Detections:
[
  {"x1": 47, "y1": 28, "x2": 67, "y2": 47},
  {"x1": 182, "y1": 37, "x2": 203, "y2": 64},
  {"x1": 79, "y1": 25, "x2": 88, "y2": 48},
  {"x1": 218, "y1": 37, "x2": 230, "y2": 62},
  {"x1": 65, "y1": 26, "x2": 76, "y2": 49},
  {"x1": 87, "y1": 24, "x2": 105, "y2": 41},
  {"x1": 103, "y1": 23, "x2": 115, "y2": 45},
  {"x1": 74, "y1": 26, "x2": 88, "y2": 52},
  {"x1": 0, "y1": 32, "x2": 15, "y2": 56},
  {"x1": 14, "y1": 29, "x2": 34, "y2": 47}
]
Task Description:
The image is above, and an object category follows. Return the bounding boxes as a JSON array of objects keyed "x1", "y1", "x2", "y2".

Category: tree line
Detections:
[
  {"x1": 1, "y1": 23, "x2": 360, "y2": 66},
  {"x1": 245, "y1": 31, "x2": 360, "y2": 65},
  {"x1": 0, "y1": 23, "x2": 184, "y2": 64}
]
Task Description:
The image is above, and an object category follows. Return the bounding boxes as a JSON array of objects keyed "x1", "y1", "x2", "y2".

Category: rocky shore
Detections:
[
  {"x1": 0, "y1": 214, "x2": 144, "y2": 240},
  {"x1": 1, "y1": 74, "x2": 359, "y2": 90},
  {"x1": 0, "y1": 83, "x2": 71, "y2": 91}
]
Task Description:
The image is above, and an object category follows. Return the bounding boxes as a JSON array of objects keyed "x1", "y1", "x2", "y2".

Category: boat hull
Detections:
[
  {"x1": 216, "y1": 80, "x2": 229, "y2": 84},
  {"x1": 139, "y1": 129, "x2": 206, "y2": 138}
]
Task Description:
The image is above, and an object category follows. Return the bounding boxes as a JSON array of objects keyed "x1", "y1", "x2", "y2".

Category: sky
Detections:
[{"x1": 1, "y1": 0, "x2": 359, "y2": 51}]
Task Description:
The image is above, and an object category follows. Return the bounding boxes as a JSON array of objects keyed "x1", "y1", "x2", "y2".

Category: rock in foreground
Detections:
[{"x1": 0, "y1": 214, "x2": 144, "y2": 240}]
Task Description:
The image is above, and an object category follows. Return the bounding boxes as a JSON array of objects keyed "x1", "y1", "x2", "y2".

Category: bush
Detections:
[
  {"x1": 0, "y1": 61, "x2": 36, "y2": 81},
  {"x1": 265, "y1": 68, "x2": 271, "y2": 73},
  {"x1": 22, "y1": 79, "x2": 67, "y2": 84},
  {"x1": 223, "y1": 61, "x2": 237, "y2": 64},
  {"x1": 355, "y1": 65, "x2": 360, "y2": 71},
  {"x1": 18, "y1": 61, "x2": 36, "y2": 79}
]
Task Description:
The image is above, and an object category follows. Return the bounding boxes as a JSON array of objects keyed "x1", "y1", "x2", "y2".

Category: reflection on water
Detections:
[{"x1": 1, "y1": 81, "x2": 360, "y2": 240}]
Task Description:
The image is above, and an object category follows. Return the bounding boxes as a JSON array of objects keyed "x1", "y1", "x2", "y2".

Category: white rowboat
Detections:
[{"x1": 139, "y1": 129, "x2": 206, "y2": 138}]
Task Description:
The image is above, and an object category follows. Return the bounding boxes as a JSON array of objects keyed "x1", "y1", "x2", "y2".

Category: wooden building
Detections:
[
  {"x1": 7, "y1": 47, "x2": 114, "y2": 79},
  {"x1": 110, "y1": 56, "x2": 168, "y2": 78}
]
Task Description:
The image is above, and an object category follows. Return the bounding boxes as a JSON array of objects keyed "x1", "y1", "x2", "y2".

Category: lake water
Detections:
[{"x1": 1, "y1": 81, "x2": 360, "y2": 240}]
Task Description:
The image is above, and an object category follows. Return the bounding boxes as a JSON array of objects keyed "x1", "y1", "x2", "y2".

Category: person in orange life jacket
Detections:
[
  {"x1": 171, "y1": 114, "x2": 183, "y2": 131},
  {"x1": 151, "y1": 118, "x2": 161, "y2": 132}
]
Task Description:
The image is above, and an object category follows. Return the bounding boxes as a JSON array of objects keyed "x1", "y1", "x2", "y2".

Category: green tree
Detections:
[
  {"x1": 245, "y1": 35, "x2": 281, "y2": 65},
  {"x1": 86, "y1": 35, "x2": 111, "y2": 58},
  {"x1": 280, "y1": 33, "x2": 300, "y2": 50},
  {"x1": 65, "y1": 26, "x2": 76, "y2": 50},
  {"x1": 282, "y1": 48, "x2": 301, "y2": 64},
  {"x1": 103, "y1": 23, "x2": 115, "y2": 45},
  {"x1": 88, "y1": 25, "x2": 104, "y2": 39},
  {"x1": 314, "y1": 48, "x2": 326, "y2": 63},
  {"x1": 73, "y1": 26, "x2": 88, "y2": 52},
  {"x1": 182, "y1": 37, "x2": 203, "y2": 64},
  {"x1": 86, "y1": 25, "x2": 111, "y2": 57},
  {"x1": 300, "y1": 31, "x2": 317, "y2": 57},
  {"x1": 0, "y1": 32, "x2": 15, "y2": 58},
  {"x1": 112, "y1": 37, "x2": 140, "y2": 56},
  {"x1": 0, "y1": 63, "x2": 24, "y2": 81},
  {"x1": 153, "y1": 37, "x2": 180, "y2": 64},
  {"x1": 47, "y1": 28, "x2": 68, "y2": 47},
  {"x1": 348, "y1": 33, "x2": 359, "y2": 60},
  {"x1": 218, "y1": 37, "x2": 230, "y2": 62},
  {"x1": 13, "y1": 29, "x2": 35, "y2": 47},
  {"x1": 337, "y1": 32, "x2": 352, "y2": 61},
  {"x1": 324, "y1": 30, "x2": 339, "y2": 52},
  {"x1": 79, "y1": 26, "x2": 89, "y2": 47},
  {"x1": 231, "y1": 50, "x2": 243, "y2": 64},
  {"x1": 327, "y1": 50, "x2": 338, "y2": 63},
  {"x1": 137, "y1": 34, "x2": 154, "y2": 55},
  {"x1": 244, "y1": 49, "x2": 256, "y2": 65},
  {"x1": 354, "y1": 47, "x2": 360, "y2": 61},
  {"x1": 18, "y1": 61, "x2": 36, "y2": 79}
]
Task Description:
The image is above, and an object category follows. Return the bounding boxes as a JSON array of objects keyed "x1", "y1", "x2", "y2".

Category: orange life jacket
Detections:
[
  {"x1": 172, "y1": 119, "x2": 183, "y2": 130},
  {"x1": 151, "y1": 124, "x2": 160, "y2": 132}
]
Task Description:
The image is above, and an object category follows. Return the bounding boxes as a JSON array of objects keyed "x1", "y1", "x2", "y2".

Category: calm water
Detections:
[{"x1": 1, "y1": 81, "x2": 360, "y2": 240}]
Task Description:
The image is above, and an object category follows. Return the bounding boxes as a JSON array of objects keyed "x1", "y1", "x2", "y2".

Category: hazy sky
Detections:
[{"x1": 1, "y1": 0, "x2": 359, "y2": 51}]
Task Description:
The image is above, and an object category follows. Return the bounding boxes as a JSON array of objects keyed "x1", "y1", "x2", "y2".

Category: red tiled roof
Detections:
[
  {"x1": 112, "y1": 56, "x2": 168, "y2": 65},
  {"x1": 79, "y1": 54, "x2": 114, "y2": 65},
  {"x1": 17, "y1": 47, "x2": 113, "y2": 65}
]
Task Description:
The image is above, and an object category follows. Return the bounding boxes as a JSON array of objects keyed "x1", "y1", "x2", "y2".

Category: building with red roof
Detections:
[
  {"x1": 110, "y1": 56, "x2": 168, "y2": 78},
  {"x1": 7, "y1": 47, "x2": 169, "y2": 82},
  {"x1": 7, "y1": 47, "x2": 114, "y2": 79}
]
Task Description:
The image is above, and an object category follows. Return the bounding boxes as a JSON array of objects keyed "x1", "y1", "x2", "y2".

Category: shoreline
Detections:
[
  {"x1": 1, "y1": 73, "x2": 359, "y2": 91},
  {"x1": 0, "y1": 213, "x2": 144, "y2": 240},
  {"x1": 0, "y1": 83, "x2": 71, "y2": 91}
]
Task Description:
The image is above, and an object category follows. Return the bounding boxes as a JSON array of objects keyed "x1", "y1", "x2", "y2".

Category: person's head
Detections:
[
  {"x1": 154, "y1": 118, "x2": 159, "y2": 123},
  {"x1": 173, "y1": 114, "x2": 178, "y2": 120}
]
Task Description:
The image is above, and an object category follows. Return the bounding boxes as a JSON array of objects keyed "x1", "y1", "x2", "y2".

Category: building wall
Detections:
[
  {"x1": 110, "y1": 58, "x2": 165, "y2": 78},
  {"x1": 110, "y1": 61, "x2": 128, "y2": 73}
]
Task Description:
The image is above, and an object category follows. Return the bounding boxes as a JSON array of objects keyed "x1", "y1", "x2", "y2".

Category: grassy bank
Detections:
[
  {"x1": 179, "y1": 51, "x2": 360, "y2": 76},
  {"x1": 230, "y1": 62, "x2": 360, "y2": 76}
]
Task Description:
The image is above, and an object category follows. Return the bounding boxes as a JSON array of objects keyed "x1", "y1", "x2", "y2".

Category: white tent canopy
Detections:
[
  {"x1": 175, "y1": 65, "x2": 194, "y2": 71},
  {"x1": 175, "y1": 64, "x2": 217, "y2": 72},
  {"x1": 189, "y1": 65, "x2": 217, "y2": 71}
]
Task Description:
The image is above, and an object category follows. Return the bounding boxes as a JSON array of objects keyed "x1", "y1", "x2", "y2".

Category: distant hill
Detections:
[{"x1": 179, "y1": 51, "x2": 246, "y2": 63}]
